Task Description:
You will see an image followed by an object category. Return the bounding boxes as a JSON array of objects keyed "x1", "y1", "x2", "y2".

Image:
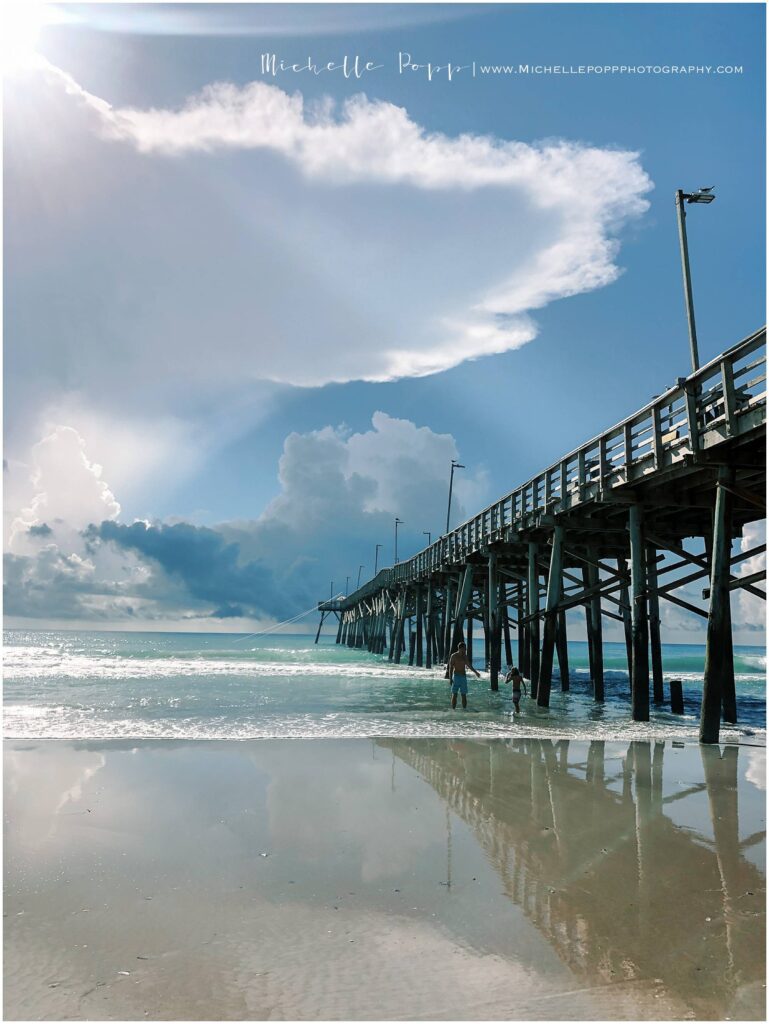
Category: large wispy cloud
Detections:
[{"x1": 7, "y1": 59, "x2": 652, "y2": 396}]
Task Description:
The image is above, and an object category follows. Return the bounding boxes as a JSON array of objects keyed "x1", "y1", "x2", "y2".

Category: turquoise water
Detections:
[{"x1": 3, "y1": 630, "x2": 765, "y2": 743}]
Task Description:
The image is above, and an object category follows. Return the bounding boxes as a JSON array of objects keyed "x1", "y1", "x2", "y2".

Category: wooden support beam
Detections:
[
  {"x1": 702, "y1": 570, "x2": 766, "y2": 600},
  {"x1": 699, "y1": 471, "x2": 737, "y2": 734},
  {"x1": 583, "y1": 566, "x2": 596, "y2": 689},
  {"x1": 601, "y1": 607, "x2": 625, "y2": 623},
  {"x1": 415, "y1": 585, "x2": 424, "y2": 668},
  {"x1": 488, "y1": 551, "x2": 500, "y2": 690},
  {"x1": 647, "y1": 544, "x2": 664, "y2": 704},
  {"x1": 442, "y1": 578, "x2": 455, "y2": 664},
  {"x1": 538, "y1": 525, "x2": 564, "y2": 707},
  {"x1": 719, "y1": 482, "x2": 766, "y2": 512},
  {"x1": 389, "y1": 594, "x2": 403, "y2": 662},
  {"x1": 658, "y1": 590, "x2": 709, "y2": 619},
  {"x1": 424, "y1": 584, "x2": 433, "y2": 670},
  {"x1": 587, "y1": 557, "x2": 604, "y2": 702},
  {"x1": 451, "y1": 568, "x2": 474, "y2": 654},
  {"x1": 528, "y1": 542, "x2": 541, "y2": 698},
  {"x1": 556, "y1": 590, "x2": 570, "y2": 692},
  {"x1": 629, "y1": 506, "x2": 650, "y2": 722},
  {"x1": 314, "y1": 612, "x2": 326, "y2": 644},
  {"x1": 616, "y1": 558, "x2": 632, "y2": 683},
  {"x1": 480, "y1": 584, "x2": 490, "y2": 671},
  {"x1": 502, "y1": 582, "x2": 514, "y2": 669},
  {"x1": 517, "y1": 582, "x2": 528, "y2": 676},
  {"x1": 646, "y1": 533, "x2": 766, "y2": 601}
]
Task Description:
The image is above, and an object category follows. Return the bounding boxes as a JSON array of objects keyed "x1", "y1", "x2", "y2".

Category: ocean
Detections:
[{"x1": 3, "y1": 629, "x2": 765, "y2": 743}]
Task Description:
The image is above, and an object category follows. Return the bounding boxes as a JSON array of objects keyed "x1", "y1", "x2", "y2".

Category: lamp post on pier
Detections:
[
  {"x1": 446, "y1": 460, "x2": 465, "y2": 534},
  {"x1": 675, "y1": 186, "x2": 715, "y2": 373},
  {"x1": 394, "y1": 518, "x2": 403, "y2": 564},
  {"x1": 330, "y1": 581, "x2": 333, "y2": 599},
  {"x1": 357, "y1": 564, "x2": 364, "y2": 588},
  {"x1": 345, "y1": 576, "x2": 350, "y2": 596},
  {"x1": 423, "y1": 531, "x2": 432, "y2": 546},
  {"x1": 374, "y1": 543, "x2": 382, "y2": 576}
]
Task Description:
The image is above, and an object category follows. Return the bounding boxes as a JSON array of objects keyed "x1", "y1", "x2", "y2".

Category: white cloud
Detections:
[
  {"x1": 736, "y1": 521, "x2": 766, "y2": 633},
  {"x1": 6, "y1": 59, "x2": 653, "y2": 401},
  {"x1": 8, "y1": 426, "x2": 120, "y2": 553},
  {"x1": 745, "y1": 748, "x2": 765, "y2": 792}
]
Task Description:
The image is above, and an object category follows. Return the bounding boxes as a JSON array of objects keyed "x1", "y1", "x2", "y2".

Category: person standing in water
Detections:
[
  {"x1": 505, "y1": 666, "x2": 526, "y2": 713},
  {"x1": 446, "y1": 641, "x2": 480, "y2": 709}
]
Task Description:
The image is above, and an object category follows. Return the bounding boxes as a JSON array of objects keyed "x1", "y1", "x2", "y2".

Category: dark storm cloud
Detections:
[{"x1": 86, "y1": 520, "x2": 296, "y2": 621}]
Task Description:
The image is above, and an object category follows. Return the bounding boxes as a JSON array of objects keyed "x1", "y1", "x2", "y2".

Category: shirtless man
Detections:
[{"x1": 446, "y1": 642, "x2": 480, "y2": 709}]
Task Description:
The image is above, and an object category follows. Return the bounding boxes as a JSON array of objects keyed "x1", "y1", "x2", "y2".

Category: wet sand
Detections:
[{"x1": 4, "y1": 737, "x2": 766, "y2": 1020}]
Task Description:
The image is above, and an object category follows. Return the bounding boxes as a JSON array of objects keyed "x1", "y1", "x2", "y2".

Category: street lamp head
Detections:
[
  {"x1": 685, "y1": 187, "x2": 716, "y2": 204},
  {"x1": 451, "y1": 460, "x2": 465, "y2": 469}
]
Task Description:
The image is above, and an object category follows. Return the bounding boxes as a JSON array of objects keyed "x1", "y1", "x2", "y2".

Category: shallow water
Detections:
[{"x1": 3, "y1": 629, "x2": 765, "y2": 743}]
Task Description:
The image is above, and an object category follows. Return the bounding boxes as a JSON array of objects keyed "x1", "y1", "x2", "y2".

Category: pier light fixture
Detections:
[
  {"x1": 345, "y1": 575, "x2": 350, "y2": 596},
  {"x1": 423, "y1": 531, "x2": 432, "y2": 546},
  {"x1": 675, "y1": 186, "x2": 716, "y2": 373},
  {"x1": 374, "y1": 543, "x2": 382, "y2": 576},
  {"x1": 330, "y1": 581, "x2": 334, "y2": 599},
  {"x1": 394, "y1": 518, "x2": 403, "y2": 564},
  {"x1": 357, "y1": 564, "x2": 364, "y2": 588},
  {"x1": 446, "y1": 460, "x2": 465, "y2": 534}
]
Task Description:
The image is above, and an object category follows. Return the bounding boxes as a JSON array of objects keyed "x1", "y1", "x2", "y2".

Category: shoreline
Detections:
[{"x1": 5, "y1": 736, "x2": 765, "y2": 1020}]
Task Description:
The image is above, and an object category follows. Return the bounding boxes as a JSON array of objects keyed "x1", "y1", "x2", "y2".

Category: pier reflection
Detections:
[{"x1": 378, "y1": 737, "x2": 766, "y2": 1017}]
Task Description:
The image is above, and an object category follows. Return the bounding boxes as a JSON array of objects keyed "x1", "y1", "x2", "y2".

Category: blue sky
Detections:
[{"x1": 3, "y1": 2, "x2": 765, "y2": 638}]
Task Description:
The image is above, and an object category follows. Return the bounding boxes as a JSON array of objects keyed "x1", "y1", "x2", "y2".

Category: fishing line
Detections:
[{"x1": 232, "y1": 594, "x2": 346, "y2": 644}]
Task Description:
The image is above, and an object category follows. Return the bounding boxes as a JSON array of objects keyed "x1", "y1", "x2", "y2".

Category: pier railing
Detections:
[{"x1": 324, "y1": 327, "x2": 765, "y2": 611}]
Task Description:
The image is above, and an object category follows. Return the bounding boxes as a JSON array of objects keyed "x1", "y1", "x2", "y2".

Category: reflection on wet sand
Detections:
[{"x1": 379, "y1": 738, "x2": 766, "y2": 1019}]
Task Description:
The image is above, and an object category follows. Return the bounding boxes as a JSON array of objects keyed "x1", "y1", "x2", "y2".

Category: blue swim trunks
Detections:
[{"x1": 451, "y1": 673, "x2": 468, "y2": 695}]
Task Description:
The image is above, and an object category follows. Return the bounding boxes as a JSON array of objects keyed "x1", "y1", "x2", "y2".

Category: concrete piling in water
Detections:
[{"x1": 670, "y1": 679, "x2": 684, "y2": 715}]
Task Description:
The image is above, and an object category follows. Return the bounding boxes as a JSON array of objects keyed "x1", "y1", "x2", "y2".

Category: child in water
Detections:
[{"x1": 505, "y1": 666, "x2": 527, "y2": 713}]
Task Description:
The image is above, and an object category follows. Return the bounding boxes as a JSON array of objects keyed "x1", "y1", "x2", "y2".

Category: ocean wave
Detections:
[
  {"x1": 2, "y1": 650, "x2": 449, "y2": 682},
  {"x1": 5, "y1": 651, "x2": 766, "y2": 691},
  {"x1": 3, "y1": 706, "x2": 764, "y2": 744}
]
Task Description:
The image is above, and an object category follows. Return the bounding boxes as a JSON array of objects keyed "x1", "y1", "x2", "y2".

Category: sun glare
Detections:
[{"x1": 1, "y1": 2, "x2": 49, "y2": 73}]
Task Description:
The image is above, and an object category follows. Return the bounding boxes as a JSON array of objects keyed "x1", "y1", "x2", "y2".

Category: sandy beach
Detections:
[{"x1": 4, "y1": 737, "x2": 765, "y2": 1021}]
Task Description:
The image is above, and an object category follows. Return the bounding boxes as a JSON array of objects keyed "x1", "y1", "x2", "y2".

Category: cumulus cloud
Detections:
[
  {"x1": 7, "y1": 426, "x2": 120, "y2": 553},
  {"x1": 736, "y1": 521, "x2": 766, "y2": 632},
  {"x1": 744, "y1": 748, "x2": 766, "y2": 792},
  {"x1": 5, "y1": 413, "x2": 487, "y2": 626}
]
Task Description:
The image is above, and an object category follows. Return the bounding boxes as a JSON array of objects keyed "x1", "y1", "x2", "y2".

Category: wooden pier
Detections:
[{"x1": 317, "y1": 328, "x2": 766, "y2": 743}]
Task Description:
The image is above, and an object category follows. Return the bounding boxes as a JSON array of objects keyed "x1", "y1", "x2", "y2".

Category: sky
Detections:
[{"x1": 3, "y1": 1, "x2": 766, "y2": 641}]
